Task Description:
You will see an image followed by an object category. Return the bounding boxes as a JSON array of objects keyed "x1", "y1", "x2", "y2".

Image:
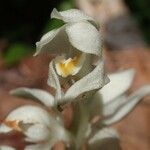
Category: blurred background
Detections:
[
  {"x1": 0, "y1": 0, "x2": 150, "y2": 60},
  {"x1": 0, "y1": 0, "x2": 150, "y2": 150},
  {"x1": 0, "y1": 0, "x2": 150, "y2": 66}
]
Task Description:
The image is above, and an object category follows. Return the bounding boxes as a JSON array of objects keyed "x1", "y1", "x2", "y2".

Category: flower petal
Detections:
[
  {"x1": 66, "y1": 21, "x2": 102, "y2": 56},
  {"x1": 24, "y1": 124, "x2": 50, "y2": 142},
  {"x1": 100, "y1": 69, "x2": 135, "y2": 104},
  {"x1": 0, "y1": 146, "x2": 16, "y2": 150},
  {"x1": 76, "y1": 54, "x2": 93, "y2": 78},
  {"x1": 62, "y1": 59, "x2": 109, "y2": 104},
  {"x1": 103, "y1": 95, "x2": 126, "y2": 118},
  {"x1": 10, "y1": 88, "x2": 54, "y2": 107},
  {"x1": 103, "y1": 85, "x2": 150, "y2": 125},
  {"x1": 88, "y1": 128, "x2": 121, "y2": 150},
  {"x1": 0, "y1": 105, "x2": 52, "y2": 134},
  {"x1": 25, "y1": 143, "x2": 51, "y2": 150},
  {"x1": 26, "y1": 120, "x2": 70, "y2": 148},
  {"x1": 51, "y1": 8, "x2": 97, "y2": 27},
  {"x1": 35, "y1": 25, "x2": 70, "y2": 56},
  {"x1": 0, "y1": 105, "x2": 69, "y2": 145},
  {"x1": 47, "y1": 60, "x2": 62, "y2": 100}
]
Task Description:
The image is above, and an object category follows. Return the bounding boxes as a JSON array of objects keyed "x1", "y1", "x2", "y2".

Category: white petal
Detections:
[
  {"x1": 90, "y1": 69, "x2": 135, "y2": 120},
  {"x1": 25, "y1": 124, "x2": 50, "y2": 142},
  {"x1": 89, "y1": 128, "x2": 119, "y2": 143},
  {"x1": 51, "y1": 8, "x2": 97, "y2": 27},
  {"x1": 48, "y1": 125, "x2": 70, "y2": 147},
  {"x1": 76, "y1": 54, "x2": 93, "y2": 78},
  {"x1": 47, "y1": 60, "x2": 62, "y2": 100},
  {"x1": 103, "y1": 85, "x2": 150, "y2": 125},
  {"x1": 0, "y1": 146, "x2": 16, "y2": 150},
  {"x1": 88, "y1": 128, "x2": 121, "y2": 150},
  {"x1": 35, "y1": 25, "x2": 70, "y2": 56},
  {"x1": 103, "y1": 95, "x2": 126, "y2": 117},
  {"x1": 0, "y1": 105, "x2": 52, "y2": 133},
  {"x1": 100, "y1": 69, "x2": 135, "y2": 104},
  {"x1": 66, "y1": 21, "x2": 102, "y2": 56},
  {"x1": 26, "y1": 124, "x2": 70, "y2": 149},
  {"x1": 62, "y1": 60, "x2": 109, "y2": 104},
  {"x1": 25, "y1": 143, "x2": 51, "y2": 150},
  {"x1": 10, "y1": 88, "x2": 54, "y2": 107}
]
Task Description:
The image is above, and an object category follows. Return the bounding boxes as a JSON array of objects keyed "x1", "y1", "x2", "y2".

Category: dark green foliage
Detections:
[
  {"x1": 43, "y1": 0, "x2": 74, "y2": 33},
  {"x1": 4, "y1": 43, "x2": 32, "y2": 66}
]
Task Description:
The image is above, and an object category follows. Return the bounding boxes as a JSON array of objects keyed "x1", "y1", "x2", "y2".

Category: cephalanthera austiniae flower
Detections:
[
  {"x1": 34, "y1": 8, "x2": 109, "y2": 104},
  {"x1": 0, "y1": 8, "x2": 150, "y2": 150},
  {"x1": 1, "y1": 69, "x2": 150, "y2": 150},
  {"x1": 35, "y1": 8, "x2": 101, "y2": 79},
  {"x1": 0, "y1": 105, "x2": 71, "y2": 150}
]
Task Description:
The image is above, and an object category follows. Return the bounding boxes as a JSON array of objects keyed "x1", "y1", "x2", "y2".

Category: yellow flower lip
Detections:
[
  {"x1": 55, "y1": 53, "x2": 86, "y2": 78},
  {"x1": 4, "y1": 120, "x2": 22, "y2": 132}
]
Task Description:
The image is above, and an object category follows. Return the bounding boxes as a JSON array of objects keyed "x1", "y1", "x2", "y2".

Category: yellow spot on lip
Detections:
[
  {"x1": 4, "y1": 120, "x2": 22, "y2": 132},
  {"x1": 55, "y1": 53, "x2": 85, "y2": 78}
]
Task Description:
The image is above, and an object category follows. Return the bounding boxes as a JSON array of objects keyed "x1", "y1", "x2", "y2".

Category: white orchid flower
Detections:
[
  {"x1": 85, "y1": 69, "x2": 150, "y2": 124},
  {"x1": 5, "y1": 69, "x2": 150, "y2": 150},
  {"x1": 35, "y1": 8, "x2": 100, "y2": 56},
  {"x1": 0, "y1": 106, "x2": 71, "y2": 150},
  {"x1": 35, "y1": 9, "x2": 101, "y2": 78},
  {"x1": 10, "y1": 60, "x2": 109, "y2": 107},
  {"x1": 70, "y1": 69, "x2": 150, "y2": 149},
  {"x1": 47, "y1": 58, "x2": 109, "y2": 105},
  {"x1": 1, "y1": 69, "x2": 150, "y2": 150},
  {"x1": 5, "y1": 85, "x2": 117, "y2": 150},
  {"x1": 34, "y1": 8, "x2": 108, "y2": 105}
]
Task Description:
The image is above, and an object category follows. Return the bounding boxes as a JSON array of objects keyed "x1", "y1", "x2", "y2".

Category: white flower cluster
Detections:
[{"x1": 0, "y1": 9, "x2": 150, "y2": 150}]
